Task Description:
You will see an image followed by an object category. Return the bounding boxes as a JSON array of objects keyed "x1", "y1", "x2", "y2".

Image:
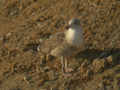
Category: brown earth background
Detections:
[{"x1": 0, "y1": 0, "x2": 120, "y2": 90}]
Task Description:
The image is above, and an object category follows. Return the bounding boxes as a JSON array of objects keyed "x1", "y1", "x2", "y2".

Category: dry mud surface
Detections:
[{"x1": 0, "y1": 0, "x2": 120, "y2": 90}]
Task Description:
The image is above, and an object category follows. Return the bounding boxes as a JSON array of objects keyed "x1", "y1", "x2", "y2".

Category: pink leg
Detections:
[
  {"x1": 61, "y1": 57, "x2": 73, "y2": 77},
  {"x1": 65, "y1": 58, "x2": 74, "y2": 73}
]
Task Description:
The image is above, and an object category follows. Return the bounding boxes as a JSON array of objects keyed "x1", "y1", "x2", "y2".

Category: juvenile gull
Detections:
[{"x1": 40, "y1": 18, "x2": 85, "y2": 74}]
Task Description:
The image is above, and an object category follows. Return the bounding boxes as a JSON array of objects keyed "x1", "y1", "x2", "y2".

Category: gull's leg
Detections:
[
  {"x1": 65, "y1": 58, "x2": 68, "y2": 72},
  {"x1": 65, "y1": 57, "x2": 74, "y2": 73},
  {"x1": 61, "y1": 57, "x2": 73, "y2": 77},
  {"x1": 61, "y1": 56, "x2": 65, "y2": 73}
]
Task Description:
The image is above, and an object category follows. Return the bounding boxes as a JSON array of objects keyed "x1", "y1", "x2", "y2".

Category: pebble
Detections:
[{"x1": 92, "y1": 59, "x2": 107, "y2": 73}]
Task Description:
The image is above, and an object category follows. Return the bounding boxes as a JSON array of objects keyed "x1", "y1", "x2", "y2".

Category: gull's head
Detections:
[
  {"x1": 69, "y1": 18, "x2": 80, "y2": 26},
  {"x1": 65, "y1": 18, "x2": 83, "y2": 46},
  {"x1": 66, "y1": 18, "x2": 80, "y2": 29}
]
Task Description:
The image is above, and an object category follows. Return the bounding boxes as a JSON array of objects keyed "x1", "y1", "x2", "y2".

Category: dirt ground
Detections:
[{"x1": 0, "y1": 0, "x2": 120, "y2": 90}]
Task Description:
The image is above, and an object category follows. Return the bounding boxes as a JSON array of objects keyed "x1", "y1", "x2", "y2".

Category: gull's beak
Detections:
[{"x1": 65, "y1": 25, "x2": 71, "y2": 29}]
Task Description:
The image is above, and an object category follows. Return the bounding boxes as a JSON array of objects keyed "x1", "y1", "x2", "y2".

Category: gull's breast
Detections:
[{"x1": 65, "y1": 28, "x2": 84, "y2": 46}]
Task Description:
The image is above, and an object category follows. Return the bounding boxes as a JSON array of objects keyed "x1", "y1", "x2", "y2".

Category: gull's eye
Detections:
[
  {"x1": 65, "y1": 25, "x2": 70, "y2": 29},
  {"x1": 69, "y1": 18, "x2": 80, "y2": 26},
  {"x1": 74, "y1": 20, "x2": 80, "y2": 25}
]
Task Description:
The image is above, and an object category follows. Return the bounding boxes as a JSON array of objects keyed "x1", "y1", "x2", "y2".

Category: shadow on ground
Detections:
[{"x1": 77, "y1": 48, "x2": 120, "y2": 66}]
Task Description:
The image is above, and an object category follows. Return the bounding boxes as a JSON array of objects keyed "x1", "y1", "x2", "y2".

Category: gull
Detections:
[{"x1": 39, "y1": 18, "x2": 85, "y2": 74}]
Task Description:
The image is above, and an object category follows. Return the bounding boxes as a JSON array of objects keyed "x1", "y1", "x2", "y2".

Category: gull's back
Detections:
[{"x1": 40, "y1": 32, "x2": 66, "y2": 54}]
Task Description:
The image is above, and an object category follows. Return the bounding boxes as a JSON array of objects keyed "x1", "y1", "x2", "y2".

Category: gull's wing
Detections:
[
  {"x1": 50, "y1": 41, "x2": 85, "y2": 57},
  {"x1": 40, "y1": 32, "x2": 65, "y2": 54}
]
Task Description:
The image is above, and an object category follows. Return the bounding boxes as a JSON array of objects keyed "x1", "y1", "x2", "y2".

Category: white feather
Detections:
[{"x1": 65, "y1": 26, "x2": 83, "y2": 46}]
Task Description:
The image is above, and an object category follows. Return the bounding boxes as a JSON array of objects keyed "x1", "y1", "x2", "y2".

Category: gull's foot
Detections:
[
  {"x1": 62, "y1": 72, "x2": 73, "y2": 77},
  {"x1": 65, "y1": 68, "x2": 74, "y2": 73}
]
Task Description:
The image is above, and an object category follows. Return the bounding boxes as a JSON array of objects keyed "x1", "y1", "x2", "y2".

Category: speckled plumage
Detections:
[
  {"x1": 40, "y1": 24, "x2": 84, "y2": 56},
  {"x1": 40, "y1": 32, "x2": 66, "y2": 55},
  {"x1": 39, "y1": 18, "x2": 85, "y2": 74},
  {"x1": 40, "y1": 29, "x2": 84, "y2": 57}
]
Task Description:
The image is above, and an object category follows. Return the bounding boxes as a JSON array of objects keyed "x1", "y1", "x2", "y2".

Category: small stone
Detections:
[
  {"x1": 40, "y1": 66, "x2": 50, "y2": 73},
  {"x1": 92, "y1": 59, "x2": 107, "y2": 73},
  {"x1": 113, "y1": 77, "x2": 120, "y2": 90},
  {"x1": 43, "y1": 66, "x2": 50, "y2": 72},
  {"x1": 46, "y1": 55, "x2": 54, "y2": 61},
  {"x1": 37, "y1": 45, "x2": 41, "y2": 51},
  {"x1": 0, "y1": 36, "x2": 4, "y2": 41},
  {"x1": 98, "y1": 82, "x2": 105, "y2": 90},
  {"x1": 39, "y1": 38, "x2": 43, "y2": 43},
  {"x1": 6, "y1": 32, "x2": 12, "y2": 38},
  {"x1": 105, "y1": 85, "x2": 113, "y2": 90},
  {"x1": 75, "y1": 87, "x2": 83, "y2": 90},
  {"x1": 40, "y1": 55, "x2": 46, "y2": 65},
  {"x1": 86, "y1": 69, "x2": 93, "y2": 78},
  {"x1": 98, "y1": 82, "x2": 104, "y2": 87},
  {"x1": 0, "y1": 36, "x2": 6, "y2": 43},
  {"x1": 81, "y1": 60, "x2": 89, "y2": 68},
  {"x1": 106, "y1": 56, "x2": 113, "y2": 65},
  {"x1": 79, "y1": 60, "x2": 89, "y2": 73}
]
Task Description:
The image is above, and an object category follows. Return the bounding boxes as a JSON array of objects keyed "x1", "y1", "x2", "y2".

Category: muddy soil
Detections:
[{"x1": 0, "y1": 0, "x2": 120, "y2": 90}]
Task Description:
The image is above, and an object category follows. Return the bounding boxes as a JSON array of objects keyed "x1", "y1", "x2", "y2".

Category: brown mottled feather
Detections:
[
  {"x1": 40, "y1": 32, "x2": 66, "y2": 54},
  {"x1": 51, "y1": 42, "x2": 85, "y2": 57},
  {"x1": 40, "y1": 31, "x2": 85, "y2": 57}
]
